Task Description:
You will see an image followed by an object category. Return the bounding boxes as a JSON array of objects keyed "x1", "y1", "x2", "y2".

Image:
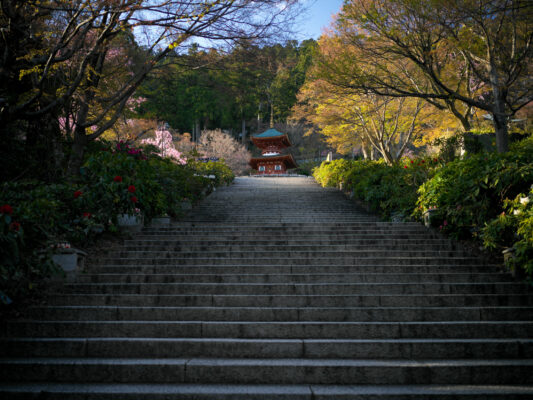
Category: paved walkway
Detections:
[{"x1": 1, "y1": 176, "x2": 532, "y2": 399}]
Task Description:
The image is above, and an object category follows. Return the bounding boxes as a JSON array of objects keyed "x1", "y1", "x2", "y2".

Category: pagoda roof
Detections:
[
  {"x1": 251, "y1": 129, "x2": 292, "y2": 148},
  {"x1": 249, "y1": 153, "x2": 298, "y2": 170},
  {"x1": 253, "y1": 128, "x2": 286, "y2": 138}
]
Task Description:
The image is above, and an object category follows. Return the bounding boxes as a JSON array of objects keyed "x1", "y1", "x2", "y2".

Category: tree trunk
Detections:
[
  {"x1": 492, "y1": 111, "x2": 509, "y2": 153},
  {"x1": 194, "y1": 119, "x2": 200, "y2": 142},
  {"x1": 270, "y1": 103, "x2": 274, "y2": 128},
  {"x1": 447, "y1": 102, "x2": 472, "y2": 132},
  {"x1": 488, "y1": 63, "x2": 509, "y2": 153},
  {"x1": 458, "y1": 114, "x2": 472, "y2": 132},
  {"x1": 361, "y1": 145, "x2": 368, "y2": 160},
  {"x1": 66, "y1": 126, "x2": 88, "y2": 177},
  {"x1": 241, "y1": 119, "x2": 246, "y2": 144}
]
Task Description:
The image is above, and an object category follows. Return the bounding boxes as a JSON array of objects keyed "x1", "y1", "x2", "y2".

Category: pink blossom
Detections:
[{"x1": 141, "y1": 129, "x2": 187, "y2": 164}]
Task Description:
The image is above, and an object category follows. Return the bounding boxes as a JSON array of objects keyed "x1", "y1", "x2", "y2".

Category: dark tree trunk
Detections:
[
  {"x1": 66, "y1": 127, "x2": 88, "y2": 177},
  {"x1": 493, "y1": 111, "x2": 509, "y2": 153}
]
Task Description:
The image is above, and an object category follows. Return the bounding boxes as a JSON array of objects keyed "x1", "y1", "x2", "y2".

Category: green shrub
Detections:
[
  {"x1": 348, "y1": 158, "x2": 440, "y2": 220},
  {"x1": 314, "y1": 158, "x2": 440, "y2": 221},
  {"x1": 482, "y1": 189, "x2": 532, "y2": 278},
  {"x1": 1, "y1": 142, "x2": 235, "y2": 304},
  {"x1": 189, "y1": 160, "x2": 235, "y2": 186},
  {"x1": 0, "y1": 186, "x2": 66, "y2": 304},
  {"x1": 415, "y1": 137, "x2": 533, "y2": 239},
  {"x1": 313, "y1": 159, "x2": 356, "y2": 187},
  {"x1": 295, "y1": 160, "x2": 322, "y2": 176}
]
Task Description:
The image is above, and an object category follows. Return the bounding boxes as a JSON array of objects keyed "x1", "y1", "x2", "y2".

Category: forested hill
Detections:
[{"x1": 136, "y1": 40, "x2": 317, "y2": 137}]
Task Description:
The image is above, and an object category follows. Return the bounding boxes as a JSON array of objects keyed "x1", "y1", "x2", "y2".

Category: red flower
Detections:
[
  {"x1": 404, "y1": 166, "x2": 408, "y2": 169},
  {"x1": 83, "y1": 212, "x2": 92, "y2": 218},
  {"x1": 130, "y1": 196, "x2": 138, "y2": 203},
  {"x1": 421, "y1": 160, "x2": 425, "y2": 163},
  {"x1": 410, "y1": 160, "x2": 414, "y2": 164},
  {"x1": 74, "y1": 190, "x2": 82, "y2": 199},
  {"x1": 434, "y1": 158, "x2": 438, "y2": 163},
  {"x1": 9, "y1": 221, "x2": 21, "y2": 231},
  {"x1": 128, "y1": 185, "x2": 136, "y2": 193},
  {"x1": 113, "y1": 176, "x2": 123, "y2": 182},
  {"x1": 1, "y1": 204, "x2": 13, "y2": 215},
  {"x1": 443, "y1": 220, "x2": 448, "y2": 226}
]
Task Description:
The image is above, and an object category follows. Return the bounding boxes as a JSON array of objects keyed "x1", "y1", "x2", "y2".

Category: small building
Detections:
[{"x1": 249, "y1": 128, "x2": 297, "y2": 175}]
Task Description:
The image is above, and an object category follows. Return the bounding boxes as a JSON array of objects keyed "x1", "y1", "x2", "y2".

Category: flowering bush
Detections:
[
  {"x1": 141, "y1": 129, "x2": 187, "y2": 164},
  {"x1": 81, "y1": 142, "x2": 230, "y2": 220},
  {"x1": 1, "y1": 139, "x2": 234, "y2": 303},
  {"x1": 115, "y1": 141, "x2": 147, "y2": 160},
  {"x1": 0, "y1": 186, "x2": 64, "y2": 303},
  {"x1": 197, "y1": 129, "x2": 250, "y2": 175}
]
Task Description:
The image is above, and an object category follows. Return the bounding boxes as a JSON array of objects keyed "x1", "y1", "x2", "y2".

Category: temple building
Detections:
[{"x1": 249, "y1": 128, "x2": 297, "y2": 175}]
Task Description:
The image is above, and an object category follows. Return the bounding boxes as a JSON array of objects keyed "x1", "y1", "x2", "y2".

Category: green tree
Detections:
[
  {"x1": 0, "y1": 0, "x2": 304, "y2": 179},
  {"x1": 316, "y1": 0, "x2": 532, "y2": 153}
]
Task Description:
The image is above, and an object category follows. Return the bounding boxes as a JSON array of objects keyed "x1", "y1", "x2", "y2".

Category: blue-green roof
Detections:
[{"x1": 253, "y1": 128, "x2": 286, "y2": 138}]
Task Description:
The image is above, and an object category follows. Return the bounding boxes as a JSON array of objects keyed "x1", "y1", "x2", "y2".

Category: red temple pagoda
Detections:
[{"x1": 249, "y1": 128, "x2": 297, "y2": 175}]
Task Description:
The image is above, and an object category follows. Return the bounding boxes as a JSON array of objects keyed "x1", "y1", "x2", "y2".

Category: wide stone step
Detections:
[
  {"x1": 141, "y1": 220, "x2": 421, "y2": 226},
  {"x1": 125, "y1": 238, "x2": 459, "y2": 247},
  {"x1": 102, "y1": 250, "x2": 475, "y2": 259},
  {"x1": 88, "y1": 257, "x2": 494, "y2": 266},
  {"x1": 44, "y1": 293, "x2": 533, "y2": 307},
  {"x1": 62, "y1": 282, "x2": 528, "y2": 295},
  {"x1": 2, "y1": 338, "x2": 532, "y2": 359},
  {"x1": 2, "y1": 357, "x2": 533, "y2": 384},
  {"x1": 1, "y1": 383, "x2": 532, "y2": 400},
  {"x1": 4, "y1": 320, "x2": 532, "y2": 339},
  {"x1": 76, "y1": 272, "x2": 511, "y2": 284},
  {"x1": 24, "y1": 305, "x2": 533, "y2": 322},
  {"x1": 145, "y1": 225, "x2": 424, "y2": 231},
  {"x1": 85, "y1": 264, "x2": 504, "y2": 275},
  {"x1": 133, "y1": 233, "x2": 444, "y2": 241},
  {"x1": 136, "y1": 229, "x2": 438, "y2": 237},
  {"x1": 118, "y1": 243, "x2": 464, "y2": 253},
  {"x1": 141, "y1": 222, "x2": 420, "y2": 230},
  {"x1": 186, "y1": 218, "x2": 383, "y2": 223}
]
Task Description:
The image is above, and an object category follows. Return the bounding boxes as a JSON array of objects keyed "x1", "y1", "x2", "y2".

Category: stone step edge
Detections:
[
  {"x1": 44, "y1": 293, "x2": 529, "y2": 299},
  {"x1": 6, "y1": 320, "x2": 533, "y2": 326},
  {"x1": 78, "y1": 272, "x2": 507, "y2": 276},
  {"x1": 64, "y1": 282, "x2": 523, "y2": 287},
  {"x1": 4, "y1": 337, "x2": 532, "y2": 344},
  {"x1": 25, "y1": 305, "x2": 533, "y2": 311},
  {"x1": 4, "y1": 357, "x2": 533, "y2": 366},
  {"x1": 1, "y1": 383, "x2": 532, "y2": 398}
]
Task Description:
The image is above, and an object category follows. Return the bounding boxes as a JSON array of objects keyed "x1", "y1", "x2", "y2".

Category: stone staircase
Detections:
[{"x1": 1, "y1": 176, "x2": 532, "y2": 399}]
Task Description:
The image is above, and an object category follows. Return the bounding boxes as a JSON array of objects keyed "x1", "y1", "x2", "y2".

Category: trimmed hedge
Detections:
[{"x1": 312, "y1": 137, "x2": 533, "y2": 279}]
